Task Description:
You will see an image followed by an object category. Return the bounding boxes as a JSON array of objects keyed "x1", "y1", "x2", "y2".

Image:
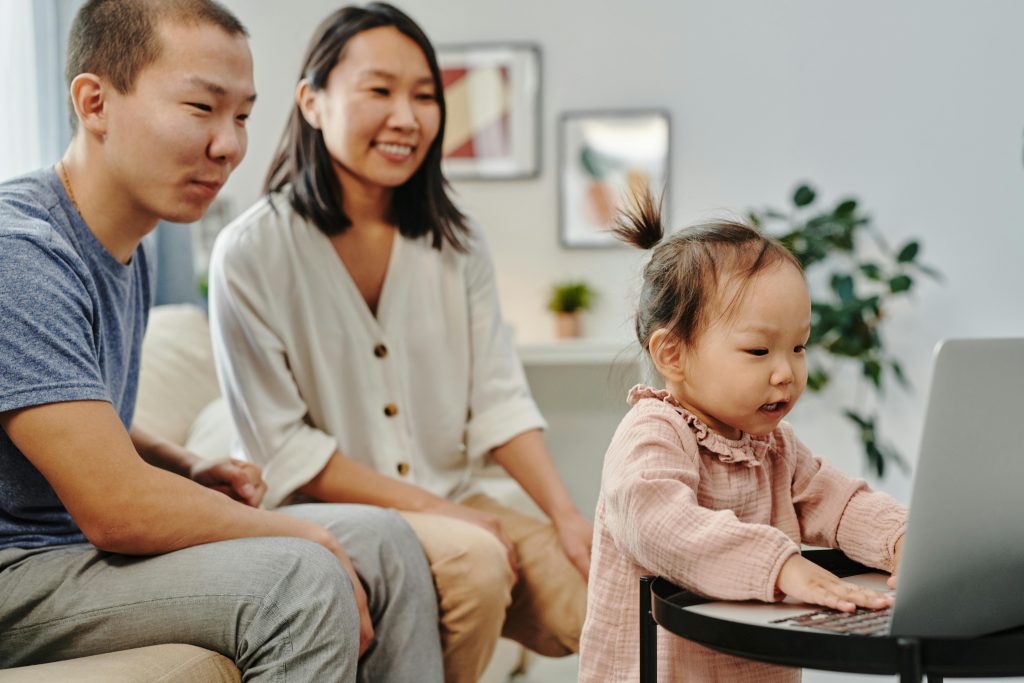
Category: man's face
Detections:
[{"x1": 101, "y1": 21, "x2": 255, "y2": 227}]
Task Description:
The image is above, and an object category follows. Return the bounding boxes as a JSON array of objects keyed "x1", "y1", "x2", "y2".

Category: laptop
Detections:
[{"x1": 684, "y1": 338, "x2": 1024, "y2": 638}]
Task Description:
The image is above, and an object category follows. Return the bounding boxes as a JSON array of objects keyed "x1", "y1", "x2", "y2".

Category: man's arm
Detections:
[
  {"x1": 130, "y1": 424, "x2": 265, "y2": 507},
  {"x1": 5, "y1": 400, "x2": 338, "y2": 554},
  {"x1": 3, "y1": 399, "x2": 375, "y2": 654}
]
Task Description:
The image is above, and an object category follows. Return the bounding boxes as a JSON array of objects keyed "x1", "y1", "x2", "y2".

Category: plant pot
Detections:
[{"x1": 555, "y1": 312, "x2": 581, "y2": 339}]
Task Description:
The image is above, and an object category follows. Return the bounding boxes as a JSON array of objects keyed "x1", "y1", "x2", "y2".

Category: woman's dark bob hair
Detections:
[{"x1": 264, "y1": 2, "x2": 468, "y2": 251}]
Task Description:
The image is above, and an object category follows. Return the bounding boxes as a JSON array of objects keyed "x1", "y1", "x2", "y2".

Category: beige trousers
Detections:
[{"x1": 400, "y1": 494, "x2": 587, "y2": 683}]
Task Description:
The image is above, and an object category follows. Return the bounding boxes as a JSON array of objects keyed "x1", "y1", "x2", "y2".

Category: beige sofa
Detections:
[{"x1": 0, "y1": 304, "x2": 527, "y2": 682}]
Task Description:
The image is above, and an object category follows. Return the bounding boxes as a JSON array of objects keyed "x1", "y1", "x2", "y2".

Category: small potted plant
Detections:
[{"x1": 547, "y1": 281, "x2": 595, "y2": 339}]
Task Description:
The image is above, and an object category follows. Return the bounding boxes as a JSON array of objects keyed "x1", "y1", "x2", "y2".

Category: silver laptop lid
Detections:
[{"x1": 890, "y1": 338, "x2": 1024, "y2": 637}]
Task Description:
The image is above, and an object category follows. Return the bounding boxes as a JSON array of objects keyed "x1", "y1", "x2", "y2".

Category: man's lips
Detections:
[{"x1": 189, "y1": 179, "x2": 225, "y2": 196}]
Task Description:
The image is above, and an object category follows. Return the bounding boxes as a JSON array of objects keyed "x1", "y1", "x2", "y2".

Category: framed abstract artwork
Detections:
[
  {"x1": 436, "y1": 43, "x2": 541, "y2": 180},
  {"x1": 558, "y1": 110, "x2": 670, "y2": 248}
]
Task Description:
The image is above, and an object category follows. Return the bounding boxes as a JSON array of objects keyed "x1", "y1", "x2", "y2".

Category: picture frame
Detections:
[
  {"x1": 558, "y1": 110, "x2": 670, "y2": 248},
  {"x1": 436, "y1": 43, "x2": 541, "y2": 180}
]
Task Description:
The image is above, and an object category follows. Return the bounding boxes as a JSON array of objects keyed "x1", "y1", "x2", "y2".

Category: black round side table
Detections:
[{"x1": 640, "y1": 550, "x2": 1024, "y2": 683}]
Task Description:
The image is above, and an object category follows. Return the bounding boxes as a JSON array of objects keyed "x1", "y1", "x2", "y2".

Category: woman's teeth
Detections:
[{"x1": 377, "y1": 143, "x2": 412, "y2": 156}]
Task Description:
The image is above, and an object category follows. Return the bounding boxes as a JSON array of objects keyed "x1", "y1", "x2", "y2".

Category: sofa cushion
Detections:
[
  {"x1": 134, "y1": 305, "x2": 221, "y2": 446},
  {"x1": 0, "y1": 645, "x2": 239, "y2": 683}
]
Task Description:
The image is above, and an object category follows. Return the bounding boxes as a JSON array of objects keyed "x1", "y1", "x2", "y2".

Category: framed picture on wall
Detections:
[
  {"x1": 436, "y1": 43, "x2": 541, "y2": 180},
  {"x1": 559, "y1": 110, "x2": 670, "y2": 248}
]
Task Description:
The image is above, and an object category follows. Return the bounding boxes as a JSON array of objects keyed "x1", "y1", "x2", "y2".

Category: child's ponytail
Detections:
[{"x1": 613, "y1": 188, "x2": 665, "y2": 250}]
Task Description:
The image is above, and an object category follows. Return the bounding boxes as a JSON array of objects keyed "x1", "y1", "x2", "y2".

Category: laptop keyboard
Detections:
[{"x1": 771, "y1": 606, "x2": 892, "y2": 636}]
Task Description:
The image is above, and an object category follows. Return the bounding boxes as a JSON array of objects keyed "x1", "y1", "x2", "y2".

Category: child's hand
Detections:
[
  {"x1": 776, "y1": 554, "x2": 894, "y2": 613},
  {"x1": 887, "y1": 536, "x2": 905, "y2": 589}
]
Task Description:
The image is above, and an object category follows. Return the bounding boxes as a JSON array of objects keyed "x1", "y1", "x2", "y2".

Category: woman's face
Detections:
[{"x1": 298, "y1": 26, "x2": 441, "y2": 197}]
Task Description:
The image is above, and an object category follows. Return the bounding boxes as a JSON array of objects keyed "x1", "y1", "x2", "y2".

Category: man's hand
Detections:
[
  {"x1": 425, "y1": 499, "x2": 520, "y2": 578},
  {"x1": 190, "y1": 458, "x2": 266, "y2": 507},
  {"x1": 316, "y1": 535, "x2": 374, "y2": 657},
  {"x1": 776, "y1": 554, "x2": 893, "y2": 613},
  {"x1": 887, "y1": 535, "x2": 905, "y2": 589},
  {"x1": 553, "y1": 509, "x2": 593, "y2": 580}
]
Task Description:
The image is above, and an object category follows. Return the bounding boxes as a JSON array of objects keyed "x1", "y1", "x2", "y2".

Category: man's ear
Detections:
[
  {"x1": 649, "y1": 328, "x2": 686, "y2": 383},
  {"x1": 295, "y1": 80, "x2": 321, "y2": 129},
  {"x1": 69, "y1": 73, "x2": 107, "y2": 137}
]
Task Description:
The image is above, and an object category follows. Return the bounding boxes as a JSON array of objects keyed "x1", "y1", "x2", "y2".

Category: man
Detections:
[{"x1": 0, "y1": 1, "x2": 443, "y2": 681}]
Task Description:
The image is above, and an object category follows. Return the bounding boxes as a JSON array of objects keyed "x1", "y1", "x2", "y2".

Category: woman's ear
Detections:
[
  {"x1": 69, "y1": 73, "x2": 107, "y2": 138},
  {"x1": 649, "y1": 328, "x2": 686, "y2": 383},
  {"x1": 295, "y1": 80, "x2": 321, "y2": 129}
]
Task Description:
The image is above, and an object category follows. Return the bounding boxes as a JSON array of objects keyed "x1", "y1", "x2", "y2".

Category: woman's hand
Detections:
[
  {"x1": 776, "y1": 554, "x2": 893, "y2": 613},
  {"x1": 190, "y1": 458, "x2": 267, "y2": 507},
  {"x1": 553, "y1": 509, "x2": 594, "y2": 580},
  {"x1": 426, "y1": 499, "x2": 520, "y2": 577},
  {"x1": 887, "y1": 536, "x2": 905, "y2": 589}
]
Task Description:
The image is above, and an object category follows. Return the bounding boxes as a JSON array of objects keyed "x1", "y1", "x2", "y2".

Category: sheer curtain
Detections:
[
  {"x1": 0, "y1": 0, "x2": 69, "y2": 183},
  {"x1": 0, "y1": 1, "x2": 43, "y2": 182}
]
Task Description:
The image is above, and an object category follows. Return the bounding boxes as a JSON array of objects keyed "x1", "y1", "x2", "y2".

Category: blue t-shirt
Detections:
[{"x1": 0, "y1": 167, "x2": 153, "y2": 550}]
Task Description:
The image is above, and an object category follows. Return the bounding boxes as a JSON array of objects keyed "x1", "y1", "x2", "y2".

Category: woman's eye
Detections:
[
  {"x1": 188, "y1": 102, "x2": 213, "y2": 112},
  {"x1": 415, "y1": 92, "x2": 437, "y2": 101},
  {"x1": 746, "y1": 349, "x2": 769, "y2": 357},
  {"x1": 371, "y1": 87, "x2": 390, "y2": 96}
]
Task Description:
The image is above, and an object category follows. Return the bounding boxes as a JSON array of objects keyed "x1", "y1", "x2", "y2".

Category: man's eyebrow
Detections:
[{"x1": 187, "y1": 76, "x2": 257, "y2": 103}]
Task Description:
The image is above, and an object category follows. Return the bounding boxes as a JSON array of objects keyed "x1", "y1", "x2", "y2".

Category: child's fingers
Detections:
[{"x1": 819, "y1": 580, "x2": 893, "y2": 612}]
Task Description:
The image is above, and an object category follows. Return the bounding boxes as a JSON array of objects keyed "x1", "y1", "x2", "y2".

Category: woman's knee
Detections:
[{"x1": 433, "y1": 528, "x2": 515, "y2": 620}]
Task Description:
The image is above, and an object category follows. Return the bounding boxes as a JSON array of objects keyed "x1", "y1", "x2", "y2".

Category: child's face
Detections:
[{"x1": 673, "y1": 261, "x2": 811, "y2": 439}]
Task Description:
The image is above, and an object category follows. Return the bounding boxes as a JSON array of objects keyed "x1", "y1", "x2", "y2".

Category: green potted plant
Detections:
[
  {"x1": 749, "y1": 184, "x2": 941, "y2": 478},
  {"x1": 547, "y1": 280, "x2": 595, "y2": 339}
]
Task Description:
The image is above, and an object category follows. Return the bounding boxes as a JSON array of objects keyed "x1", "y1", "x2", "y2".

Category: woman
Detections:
[{"x1": 208, "y1": 4, "x2": 590, "y2": 682}]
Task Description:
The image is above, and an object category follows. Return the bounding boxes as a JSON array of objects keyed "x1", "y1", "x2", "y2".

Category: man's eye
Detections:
[
  {"x1": 188, "y1": 102, "x2": 213, "y2": 112},
  {"x1": 746, "y1": 349, "x2": 769, "y2": 357}
]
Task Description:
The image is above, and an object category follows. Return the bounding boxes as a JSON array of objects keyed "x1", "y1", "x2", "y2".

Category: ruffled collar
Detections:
[{"x1": 627, "y1": 385, "x2": 774, "y2": 467}]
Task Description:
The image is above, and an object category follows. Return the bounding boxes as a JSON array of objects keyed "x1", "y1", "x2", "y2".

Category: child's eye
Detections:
[
  {"x1": 415, "y1": 92, "x2": 437, "y2": 101},
  {"x1": 187, "y1": 102, "x2": 213, "y2": 112},
  {"x1": 746, "y1": 349, "x2": 769, "y2": 357},
  {"x1": 794, "y1": 345, "x2": 806, "y2": 353}
]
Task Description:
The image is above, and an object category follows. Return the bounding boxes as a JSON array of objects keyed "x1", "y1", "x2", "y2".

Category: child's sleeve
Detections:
[
  {"x1": 786, "y1": 426, "x2": 907, "y2": 572},
  {"x1": 603, "y1": 402, "x2": 799, "y2": 603}
]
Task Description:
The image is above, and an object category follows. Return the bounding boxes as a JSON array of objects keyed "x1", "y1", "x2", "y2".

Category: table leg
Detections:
[
  {"x1": 897, "y1": 637, "x2": 922, "y2": 683},
  {"x1": 640, "y1": 576, "x2": 657, "y2": 683}
]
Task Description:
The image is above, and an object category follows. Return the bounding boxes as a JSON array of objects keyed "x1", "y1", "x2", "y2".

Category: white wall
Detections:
[{"x1": 218, "y1": 0, "x2": 1024, "y2": 501}]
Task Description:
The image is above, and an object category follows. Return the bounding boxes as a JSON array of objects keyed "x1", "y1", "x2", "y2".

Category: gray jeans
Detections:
[{"x1": 0, "y1": 504, "x2": 443, "y2": 683}]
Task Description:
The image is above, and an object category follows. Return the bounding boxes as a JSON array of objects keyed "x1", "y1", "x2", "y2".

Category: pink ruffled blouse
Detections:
[{"x1": 578, "y1": 386, "x2": 907, "y2": 682}]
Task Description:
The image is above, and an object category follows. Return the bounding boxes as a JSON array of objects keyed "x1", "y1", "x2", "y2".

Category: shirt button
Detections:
[
  {"x1": 383, "y1": 403, "x2": 398, "y2": 417},
  {"x1": 373, "y1": 344, "x2": 388, "y2": 358},
  {"x1": 396, "y1": 462, "x2": 410, "y2": 476}
]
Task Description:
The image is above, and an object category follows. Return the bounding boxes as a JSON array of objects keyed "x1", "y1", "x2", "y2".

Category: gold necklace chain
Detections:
[{"x1": 59, "y1": 160, "x2": 82, "y2": 216}]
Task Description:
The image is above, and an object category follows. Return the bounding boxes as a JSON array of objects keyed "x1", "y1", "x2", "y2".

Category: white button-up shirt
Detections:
[{"x1": 209, "y1": 195, "x2": 545, "y2": 509}]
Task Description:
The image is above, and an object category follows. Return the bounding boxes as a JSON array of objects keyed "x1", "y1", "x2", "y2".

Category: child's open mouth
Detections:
[{"x1": 760, "y1": 401, "x2": 788, "y2": 414}]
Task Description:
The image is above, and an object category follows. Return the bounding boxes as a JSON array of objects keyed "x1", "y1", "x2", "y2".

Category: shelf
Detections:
[{"x1": 517, "y1": 338, "x2": 639, "y2": 366}]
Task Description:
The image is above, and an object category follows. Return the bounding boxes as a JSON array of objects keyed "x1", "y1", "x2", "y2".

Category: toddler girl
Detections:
[{"x1": 578, "y1": 192, "x2": 907, "y2": 682}]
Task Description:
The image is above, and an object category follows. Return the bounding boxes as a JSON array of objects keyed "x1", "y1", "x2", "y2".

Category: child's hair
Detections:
[{"x1": 614, "y1": 190, "x2": 802, "y2": 355}]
